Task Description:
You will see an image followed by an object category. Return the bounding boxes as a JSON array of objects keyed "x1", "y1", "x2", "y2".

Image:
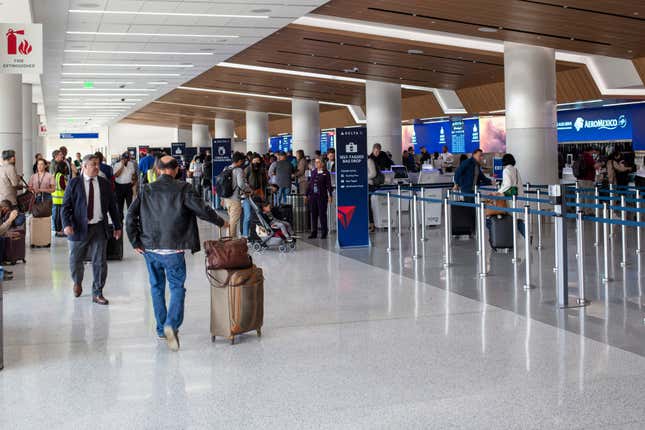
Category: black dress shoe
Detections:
[{"x1": 308, "y1": 233, "x2": 317, "y2": 239}]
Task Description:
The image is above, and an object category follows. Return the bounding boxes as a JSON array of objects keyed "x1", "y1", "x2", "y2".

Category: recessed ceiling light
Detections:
[
  {"x1": 63, "y1": 63, "x2": 193, "y2": 68},
  {"x1": 64, "y1": 49, "x2": 212, "y2": 56},
  {"x1": 477, "y1": 27, "x2": 498, "y2": 33},
  {"x1": 69, "y1": 9, "x2": 269, "y2": 19},
  {"x1": 62, "y1": 72, "x2": 181, "y2": 76},
  {"x1": 407, "y1": 49, "x2": 424, "y2": 55},
  {"x1": 251, "y1": 8, "x2": 271, "y2": 13},
  {"x1": 67, "y1": 31, "x2": 239, "y2": 38}
]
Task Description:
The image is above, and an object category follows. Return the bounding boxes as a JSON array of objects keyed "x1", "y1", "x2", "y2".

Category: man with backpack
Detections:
[{"x1": 217, "y1": 152, "x2": 251, "y2": 238}]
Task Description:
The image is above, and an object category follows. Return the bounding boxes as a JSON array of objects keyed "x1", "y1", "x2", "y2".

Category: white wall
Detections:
[{"x1": 108, "y1": 122, "x2": 179, "y2": 158}]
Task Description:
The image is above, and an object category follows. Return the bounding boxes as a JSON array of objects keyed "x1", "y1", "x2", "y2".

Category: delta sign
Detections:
[{"x1": 1, "y1": 23, "x2": 43, "y2": 74}]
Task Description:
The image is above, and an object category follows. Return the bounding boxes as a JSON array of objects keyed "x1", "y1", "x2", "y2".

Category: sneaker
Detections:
[{"x1": 164, "y1": 326, "x2": 180, "y2": 351}]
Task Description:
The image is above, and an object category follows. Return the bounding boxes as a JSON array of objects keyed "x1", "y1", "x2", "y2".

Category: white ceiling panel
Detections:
[{"x1": 33, "y1": 0, "x2": 328, "y2": 133}]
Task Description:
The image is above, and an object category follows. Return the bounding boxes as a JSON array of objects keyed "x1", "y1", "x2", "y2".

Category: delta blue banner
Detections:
[
  {"x1": 171, "y1": 142, "x2": 186, "y2": 160},
  {"x1": 463, "y1": 118, "x2": 480, "y2": 153},
  {"x1": 557, "y1": 106, "x2": 633, "y2": 142},
  {"x1": 413, "y1": 120, "x2": 451, "y2": 154},
  {"x1": 336, "y1": 127, "x2": 369, "y2": 248},
  {"x1": 211, "y1": 138, "x2": 231, "y2": 180}
]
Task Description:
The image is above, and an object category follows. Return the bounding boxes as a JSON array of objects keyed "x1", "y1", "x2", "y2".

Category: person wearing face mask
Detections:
[
  {"x1": 244, "y1": 154, "x2": 267, "y2": 201},
  {"x1": 306, "y1": 157, "x2": 333, "y2": 239}
]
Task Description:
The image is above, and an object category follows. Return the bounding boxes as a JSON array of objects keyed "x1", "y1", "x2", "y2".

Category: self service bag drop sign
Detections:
[
  {"x1": 336, "y1": 127, "x2": 369, "y2": 248},
  {"x1": 1, "y1": 24, "x2": 43, "y2": 74}
]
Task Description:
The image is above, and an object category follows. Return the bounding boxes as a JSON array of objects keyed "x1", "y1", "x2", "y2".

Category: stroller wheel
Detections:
[
  {"x1": 288, "y1": 241, "x2": 296, "y2": 251},
  {"x1": 252, "y1": 242, "x2": 263, "y2": 253},
  {"x1": 278, "y1": 244, "x2": 288, "y2": 253}
]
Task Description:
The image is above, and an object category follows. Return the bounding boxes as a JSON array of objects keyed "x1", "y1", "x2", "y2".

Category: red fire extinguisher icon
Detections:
[{"x1": 6, "y1": 28, "x2": 25, "y2": 55}]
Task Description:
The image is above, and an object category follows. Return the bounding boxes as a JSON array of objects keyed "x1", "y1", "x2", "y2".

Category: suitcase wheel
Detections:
[
  {"x1": 256, "y1": 328, "x2": 262, "y2": 337},
  {"x1": 211, "y1": 336, "x2": 216, "y2": 343}
]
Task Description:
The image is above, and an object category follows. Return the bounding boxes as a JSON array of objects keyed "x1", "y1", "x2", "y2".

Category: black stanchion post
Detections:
[{"x1": 550, "y1": 185, "x2": 568, "y2": 307}]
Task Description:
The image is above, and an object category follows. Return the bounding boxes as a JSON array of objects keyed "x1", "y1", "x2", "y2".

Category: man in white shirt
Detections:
[
  {"x1": 439, "y1": 145, "x2": 455, "y2": 172},
  {"x1": 113, "y1": 152, "x2": 137, "y2": 220},
  {"x1": 62, "y1": 154, "x2": 122, "y2": 305}
]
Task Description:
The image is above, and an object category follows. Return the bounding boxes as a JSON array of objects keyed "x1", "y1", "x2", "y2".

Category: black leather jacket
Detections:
[{"x1": 126, "y1": 174, "x2": 225, "y2": 253}]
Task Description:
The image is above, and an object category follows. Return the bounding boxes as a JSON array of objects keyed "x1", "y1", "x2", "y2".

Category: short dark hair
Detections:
[
  {"x1": 327, "y1": 148, "x2": 335, "y2": 154},
  {"x1": 2, "y1": 150, "x2": 15, "y2": 160},
  {"x1": 473, "y1": 149, "x2": 483, "y2": 155},
  {"x1": 232, "y1": 152, "x2": 246, "y2": 164},
  {"x1": 94, "y1": 151, "x2": 104, "y2": 162},
  {"x1": 158, "y1": 157, "x2": 178, "y2": 170},
  {"x1": 0, "y1": 199, "x2": 12, "y2": 209},
  {"x1": 502, "y1": 154, "x2": 516, "y2": 166}
]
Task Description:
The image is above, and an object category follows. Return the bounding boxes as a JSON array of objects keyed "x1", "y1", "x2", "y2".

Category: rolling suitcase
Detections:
[
  {"x1": 4, "y1": 228, "x2": 26, "y2": 265},
  {"x1": 29, "y1": 216, "x2": 51, "y2": 248},
  {"x1": 488, "y1": 215, "x2": 514, "y2": 251},
  {"x1": 207, "y1": 264, "x2": 264, "y2": 344},
  {"x1": 106, "y1": 231, "x2": 123, "y2": 261},
  {"x1": 451, "y1": 205, "x2": 476, "y2": 236}
]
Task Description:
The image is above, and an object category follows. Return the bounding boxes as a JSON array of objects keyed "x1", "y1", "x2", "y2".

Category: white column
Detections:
[
  {"x1": 0, "y1": 75, "x2": 23, "y2": 174},
  {"x1": 366, "y1": 80, "x2": 401, "y2": 163},
  {"x1": 245, "y1": 111, "x2": 268, "y2": 154},
  {"x1": 504, "y1": 41, "x2": 558, "y2": 185},
  {"x1": 214, "y1": 118, "x2": 235, "y2": 139},
  {"x1": 31, "y1": 104, "x2": 38, "y2": 159},
  {"x1": 21, "y1": 83, "x2": 33, "y2": 177},
  {"x1": 191, "y1": 123, "x2": 210, "y2": 148},
  {"x1": 291, "y1": 98, "x2": 319, "y2": 157}
]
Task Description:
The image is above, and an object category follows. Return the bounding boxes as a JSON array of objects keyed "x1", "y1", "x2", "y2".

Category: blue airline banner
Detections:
[
  {"x1": 463, "y1": 118, "x2": 480, "y2": 153},
  {"x1": 493, "y1": 157, "x2": 503, "y2": 179},
  {"x1": 335, "y1": 127, "x2": 369, "y2": 248},
  {"x1": 171, "y1": 142, "x2": 186, "y2": 160},
  {"x1": 413, "y1": 121, "x2": 451, "y2": 154},
  {"x1": 59, "y1": 132, "x2": 98, "y2": 139},
  {"x1": 450, "y1": 119, "x2": 465, "y2": 154},
  {"x1": 557, "y1": 106, "x2": 632, "y2": 142},
  {"x1": 212, "y1": 138, "x2": 231, "y2": 179},
  {"x1": 270, "y1": 135, "x2": 292, "y2": 153}
]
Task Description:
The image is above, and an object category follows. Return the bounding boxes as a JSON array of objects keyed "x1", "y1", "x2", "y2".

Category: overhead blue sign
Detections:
[
  {"x1": 557, "y1": 107, "x2": 633, "y2": 142},
  {"x1": 59, "y1": 132, "x2": 98, "y2": 139},
  {"x1": 212, "y1": 138, "x2": 232, "y2": 207},
  {"x1": 270, "y1": 135, "x2": 292, "y2": 153},
  {"x1": 171, "y1": 142, "x2": 186, "y2": 160},
  {"x1": 413, "y1": 121, "x2": 452, "y2": 154},
  {"x1": 451, "y1": 119, "x2": 465, "y2": 154},
  {"x1": 335, "y1": 127, "x2": 369, "y2": 248},
  {"x1": 463, "y1": 118, "x2": 480, "y2": 153}
]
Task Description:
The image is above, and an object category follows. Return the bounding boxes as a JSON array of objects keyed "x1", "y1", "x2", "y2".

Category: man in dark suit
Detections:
[{"x1": 62, "y1": 154, "x2": 122, "y2": 305}]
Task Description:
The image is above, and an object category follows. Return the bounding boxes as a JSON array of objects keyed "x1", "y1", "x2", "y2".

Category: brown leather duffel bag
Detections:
[{"x1": 204, "y1": 237, "x2": 251, "y2": 270}]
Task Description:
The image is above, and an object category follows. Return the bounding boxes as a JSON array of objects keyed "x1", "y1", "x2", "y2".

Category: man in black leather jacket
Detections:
[{"x1": 126, "y1": 156, "x2": 228, "y2": 351}]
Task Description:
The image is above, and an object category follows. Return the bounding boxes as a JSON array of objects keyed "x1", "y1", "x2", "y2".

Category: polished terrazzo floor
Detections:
[{"x1": 2, "y1": 220, "x2": 645, "y2": 429}]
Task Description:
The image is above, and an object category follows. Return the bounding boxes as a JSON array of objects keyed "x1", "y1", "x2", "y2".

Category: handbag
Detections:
[
  {"x1": 31, "y1": 193, "x2": 53, "y2": 217},
  {"x1": 204, "y1": 234, "x2": 251, "y2": 270}
]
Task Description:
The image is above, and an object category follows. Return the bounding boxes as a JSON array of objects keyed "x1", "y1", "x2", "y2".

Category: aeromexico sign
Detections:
[
  {"x1": 1, "y1": 23, "x2": 42, "y2": 74},
  {"x1": 557, "y1": 108, "x2": 632, "y2": 142}
]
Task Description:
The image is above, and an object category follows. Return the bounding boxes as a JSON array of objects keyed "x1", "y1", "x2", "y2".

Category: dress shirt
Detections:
[{"x1": 84, "y1": 175, "x2": 103, "y2": 224}]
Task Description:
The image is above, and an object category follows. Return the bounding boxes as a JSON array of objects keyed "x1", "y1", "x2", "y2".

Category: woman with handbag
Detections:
[{"x1": 28, "y1": 158, "x2": 55, "y2": 211}]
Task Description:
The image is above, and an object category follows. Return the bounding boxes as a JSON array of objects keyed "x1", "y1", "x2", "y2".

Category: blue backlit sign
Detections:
[
  {"x1": 59, "y1": 132, "x2": 99, "y2": 139},
  {"x1": 557, "y1": 107, "x2": 632, "y2": 142}
]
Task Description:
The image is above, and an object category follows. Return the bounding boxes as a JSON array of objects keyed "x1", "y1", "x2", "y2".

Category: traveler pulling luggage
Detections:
[
  {"x1": 29, "y1": 215, "x2": 51, "y2": 248},
  {"x1": 204, "y1": 234, "x2": 263, "y2": 344}
]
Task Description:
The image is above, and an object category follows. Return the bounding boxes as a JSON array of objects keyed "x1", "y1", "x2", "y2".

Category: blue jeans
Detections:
[
  {"x1": 242, "y1": 198, "x2": 252, "y2": 237},
  {"x1": 278, "y1": 186, "x2": 290, "y2": 205},
  {"x1": 52, "y1": 204, "x2": 63, "y2": 232},
  {"x1": 143, "y1": 252, "x2": 187, "y2": 336}
]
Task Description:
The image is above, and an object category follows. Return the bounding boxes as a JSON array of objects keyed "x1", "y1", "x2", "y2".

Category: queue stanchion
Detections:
[
  {"x1": 594, "y1": 186, "x2": 600, "y2": 247},
  {"x1": 523, "y1": 204, "x2": 533, "y2": 290},
  {"x1": 550, "y1": 185, "x2": 569, "y2": 307},
  {"x1": 637, "y1": 190, "x2": 642, "y2": 254},
  {"x1": 621, "y1": 195, "x2": 627, "y2": 267},
  {"x1": 386, "y1": 191, "x2": 393, "y2": 253},
  {"x1": 478, "y1": 198, "x2": 488, "y2": 278},
  {"x1": 420, "y1": 187, "x2": 426, "y2": 241},
  {"x1": 609, "y1": 184, "x2": 614, "y2": 240},
  {"x1": 536, "y1": 189, "x2": 543, "y2": 250},
  {"x1": 443, "y1": 193, "x2": 452, "y2": 268},
  {"x1": 412, "y1": 192, "x2": 419, "y2": 259},
  {"x1": 397, "y1": 185, "x2": 402, "y2": 237},
  {"x1": 475, "y1": 192, "x2": 482, "y2": 256},
  {"x1": 602, "y1": 202, "x2": 611, "y2": 283},
  {"x1": 576, "y1": 210, "x2": 590, "y2": 306},
  {"x1": 512, "y1": 195, "x2": 519, "y2": 264}
]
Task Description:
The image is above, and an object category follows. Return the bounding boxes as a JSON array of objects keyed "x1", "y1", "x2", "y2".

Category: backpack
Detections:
[
  {"x1": 215, "y1": 167, "x2": 235, "y2": 198},
  {"x1": 572, "y1": 155, "x2": 587, "y2": 179}
]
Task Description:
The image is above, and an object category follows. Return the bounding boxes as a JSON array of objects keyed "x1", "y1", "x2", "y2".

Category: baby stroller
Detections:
[{"x1": 247, "y1": 197, "x2": 297, "y2": 253}]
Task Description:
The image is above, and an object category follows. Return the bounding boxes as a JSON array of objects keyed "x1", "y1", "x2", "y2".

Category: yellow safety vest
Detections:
[
  {"x1": 52, "y1": 172, "x2": 65, "y2": 205},
  {"x1": 147, "y1": 169, "x2": 157, "y2": 183}
]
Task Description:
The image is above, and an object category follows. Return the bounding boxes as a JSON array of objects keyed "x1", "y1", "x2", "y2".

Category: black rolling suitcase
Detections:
[
  {"x1": 489, "y1": 215, "x2": 514, "y2": 251},
  {"x1": 106, "y1": 224, "x2": 123, "y2": 261},
  {"x1": 451, "y1": 205, "x2": 476, "y2": 236}
]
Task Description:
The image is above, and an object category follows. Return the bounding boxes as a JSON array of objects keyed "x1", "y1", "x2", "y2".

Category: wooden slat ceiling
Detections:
[
  {"x1": 230, "y1": 24, "x2": 578, "y2": 91},
  {"x1": 314, "y1": 0, "x2": 645, "y2": 58}
]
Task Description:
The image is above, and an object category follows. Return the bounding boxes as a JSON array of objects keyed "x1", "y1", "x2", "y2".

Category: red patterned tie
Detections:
[{"x1": 88, "y1": 178, "x2": 94, "y2": 222}]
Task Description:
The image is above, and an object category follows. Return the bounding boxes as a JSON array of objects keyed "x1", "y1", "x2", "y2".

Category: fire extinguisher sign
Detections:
[{"x1": 0, "y1": 23, "x2": 43, "y2": 74}]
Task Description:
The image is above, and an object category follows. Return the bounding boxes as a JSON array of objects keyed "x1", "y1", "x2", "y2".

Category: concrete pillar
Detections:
[
  {"x1": 191, "y1": 123, "x2": 210, "y2": 148},
  {"x1": 31, "y1": 104, "x2": 38, "y2": 160},
  {"x1": 0, "y1": 75, "x2": 23, "y2": 174},
  {"x1": 366, "y1": 80, "x2": 402, "y2": 164},
  {"x1": 214, "y1": 118, "x2": 235, "y2": 139},
  {"x1": 504, "y1": 41, "x2": 558, "y2": 185},
  {"x1": 246, "y1": 111, "x2": 268, "y2": 154},
  {"x1": 21, "y1": 83, "x2": 33, "y2": 177},
  {"x1": 291, "y1": 98, "x2": 320, "y2": 157}
]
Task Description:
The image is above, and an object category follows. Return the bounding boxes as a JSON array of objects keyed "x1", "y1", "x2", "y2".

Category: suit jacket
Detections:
[
  {"x1": 453, "y1": 157, "x2": 492, "y2": 194},
  {"x1": 61, "y1": 175, "x2": 121, "y2": 242},
  {"x1": 306, "y1": 169, "x2": 333, "y2": 199}
]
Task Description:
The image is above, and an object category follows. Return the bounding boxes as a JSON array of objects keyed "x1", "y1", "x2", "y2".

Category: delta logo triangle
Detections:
[{"x1": 337, "y1": 206, "x2": 356, "y2": 229}]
